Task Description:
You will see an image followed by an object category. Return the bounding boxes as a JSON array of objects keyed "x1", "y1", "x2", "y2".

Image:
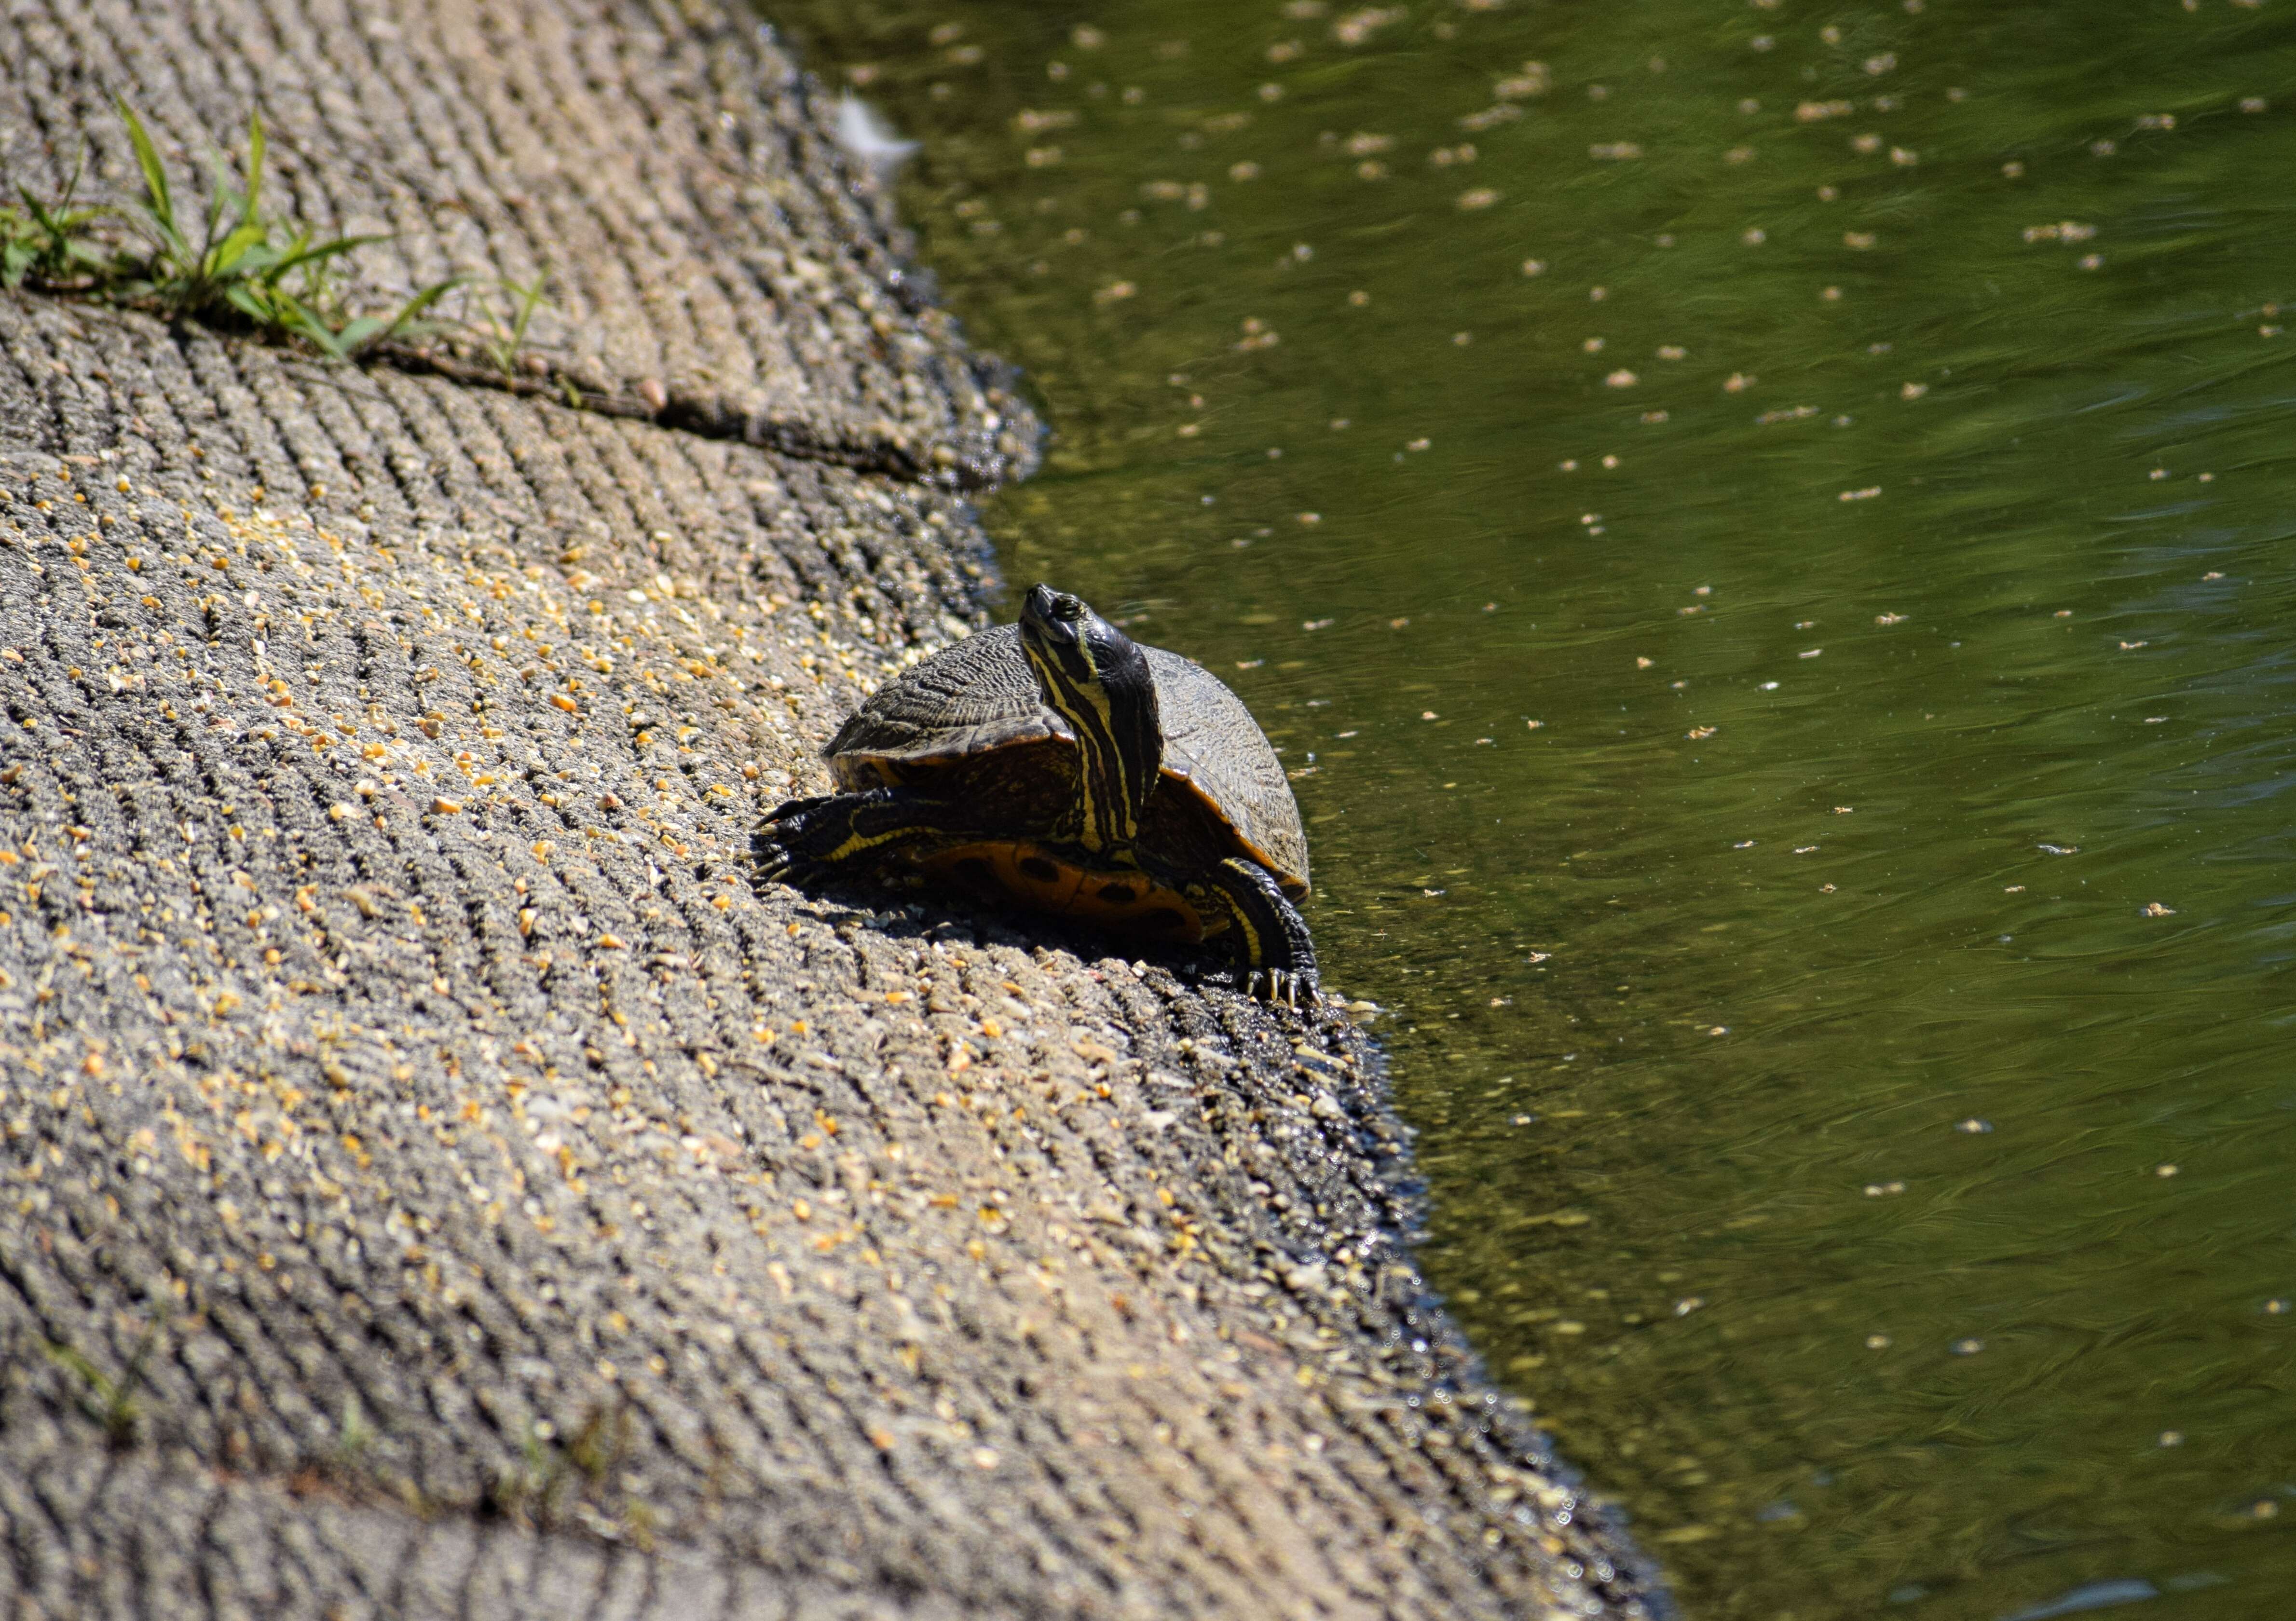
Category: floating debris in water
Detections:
[{"x1": 834, "y1": 92, "x2": 919, "y2": 175}]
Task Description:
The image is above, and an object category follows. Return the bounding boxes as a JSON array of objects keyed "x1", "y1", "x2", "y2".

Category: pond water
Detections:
[{"x1": 774, "y1": 3, "x2": 2296, "y2": 1616}]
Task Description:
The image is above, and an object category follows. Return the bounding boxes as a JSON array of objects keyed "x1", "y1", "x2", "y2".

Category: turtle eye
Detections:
[{"x1": 1051, "y1": 592, "x2": 1082, "y2": 620}]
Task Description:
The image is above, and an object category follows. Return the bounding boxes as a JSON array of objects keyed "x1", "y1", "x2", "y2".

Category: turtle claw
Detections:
[
  {"x1": 750, "y1": 819, "x2": 827, "y2": 891},
  {"x1": 748, "y1": 824, "x2": 795, "y2": 884},
  {"x1": 1244, "y1": 967, "x2": 1318, "y2": 1010},
  {"x1": 750, "y1": 793, "x2": 874, "y2": 890}
]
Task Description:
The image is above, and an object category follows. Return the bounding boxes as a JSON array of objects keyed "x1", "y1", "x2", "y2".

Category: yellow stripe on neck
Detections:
[{"x1": 1042, "y1": 661, "x2": 1139, "y2": 854}]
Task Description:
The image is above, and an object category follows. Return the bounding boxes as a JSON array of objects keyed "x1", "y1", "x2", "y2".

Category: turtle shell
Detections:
[{"x1": 826, "y1": 624, "x2": 1310, "y2": 897}]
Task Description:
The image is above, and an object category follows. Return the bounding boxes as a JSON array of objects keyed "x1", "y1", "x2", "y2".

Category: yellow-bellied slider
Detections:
[{"x1": 754, "y1": 585, "x2": 1315, "y2": 1004}]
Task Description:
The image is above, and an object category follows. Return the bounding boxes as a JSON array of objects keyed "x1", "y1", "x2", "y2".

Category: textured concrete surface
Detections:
[{"x1": 0, "y1": 4, "x2": 1664, "y2": 1617}]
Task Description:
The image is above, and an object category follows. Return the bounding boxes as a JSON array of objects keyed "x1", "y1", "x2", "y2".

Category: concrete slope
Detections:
[{"x1": 0, "y1": 0, "x2": 1033, "y2": 484}]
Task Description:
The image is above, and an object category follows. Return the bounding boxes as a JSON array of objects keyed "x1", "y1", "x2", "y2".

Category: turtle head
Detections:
[{"x1": 1019, "y1": 585, "x2": 1161, "y2": 853}]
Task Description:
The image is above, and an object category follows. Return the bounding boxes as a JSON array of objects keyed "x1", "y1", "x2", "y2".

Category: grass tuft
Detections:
[
  {"x1": 0, "y1": 152, "x2": 114, "y2": 289},
  {"x1": 1, "y1": 101, "x2": 465, "y2": 362}
]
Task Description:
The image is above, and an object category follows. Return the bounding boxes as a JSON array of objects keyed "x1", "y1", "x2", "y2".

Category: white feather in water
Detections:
[{"x1": 835, "y1": 93, "x2": 919, "y2": 176}]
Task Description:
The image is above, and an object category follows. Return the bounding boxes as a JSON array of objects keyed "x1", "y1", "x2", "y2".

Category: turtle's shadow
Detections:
[{"x1": 758, "y1": 867, "x2": 1264, "y2": 1003}]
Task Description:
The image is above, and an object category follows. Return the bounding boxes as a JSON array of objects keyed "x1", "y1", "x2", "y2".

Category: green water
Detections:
[{"x1": 776, "y1": 2, "x2": 2296, "y2": 1615}]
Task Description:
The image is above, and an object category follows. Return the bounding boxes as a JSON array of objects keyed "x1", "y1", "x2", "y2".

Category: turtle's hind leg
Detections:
[
  {"x1": 1192, "y1": 857, "x2": 1319, "y2": 1008},
  {"x1": 752, "y1": 789, "x2": 967, "y2": 887}
]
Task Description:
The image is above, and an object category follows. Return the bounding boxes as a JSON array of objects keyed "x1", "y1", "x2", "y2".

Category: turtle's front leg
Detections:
[
  {"x1": 753, "y1": 789, "x2": 970, "y2": 886},
  {"x1": 1191, "y1": 856, "x2": 1319, "y2": 1008}
]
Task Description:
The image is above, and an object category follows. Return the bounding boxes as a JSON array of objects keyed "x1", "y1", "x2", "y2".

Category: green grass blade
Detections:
[
  {"x1": 242, "y1": 109, "x2": 265, "y2": 227},
  {"x1": 37, "y1": 201, "x2": 110, "y2": 240},
  {"x1": 268, "y1": 232, "x2": 387, "y2": 277},
  {"x1": 205, "y1": 160, "x2": 233, "y2": 247},
  {"x1": 115, "y1": 100, "x2": 175, "y2": 240},
  {"x1": 348, "y1": 275, "x2": 463, "y2": 355},
  {"x1": 259, "y1": 226, "x2": 314, "y2": 283},
  {"x1": 18, "y1": 188, "x2": 66, "y2": 240},
  {"x1": 333, "y1": 314, "x2": 388, "y2": 352},
  {"x1": 208, "y1": 220, "x2": 270, "y2": 279},
  {"x1": 273, "y1": 291, "x2": 349, "y2": 360},
  {"x1": 388, "y1": 275, "x2": 461, "y2": 327},
  {"x1": 508, "y1": 276, "x2": 549, "y2": 346},
  {"x1": 233, "y1": 239, "x2": 288, "y2": 286},
  {"x1": 65, "y1": 237, "x2": 120, "y2": 273}
]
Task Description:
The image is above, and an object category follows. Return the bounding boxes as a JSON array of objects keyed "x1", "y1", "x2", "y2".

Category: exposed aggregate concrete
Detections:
[{"x1": 0, "y1": 3, "x2": 1665, "y2": 1616}]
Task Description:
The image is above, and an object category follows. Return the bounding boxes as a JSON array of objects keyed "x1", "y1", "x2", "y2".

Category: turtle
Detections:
[{"x1": 753, "y1": 584, "x2": 1317, "y2": 1005}]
